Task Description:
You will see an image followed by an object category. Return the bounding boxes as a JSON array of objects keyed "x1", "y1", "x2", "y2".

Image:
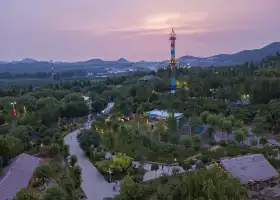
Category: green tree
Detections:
[
  {"x1": 60, "y1": 175, "x2": 75, "y2": 200},
  {"x1": 48, "y1": 143, "x2": 61, "y2": 157},
  {"x1": 223, "y1": 119, "x2": 233, "y2": 139},
  {"x1": 14, "y1": 188, "x2": 39, "y2": 200},
  {"x1": 77, "y1": 129, "x2": 101, "y2": 151},
  {"x1": 200, "y1": 111, "x2": 210, "y2": 124},
  {"x1": 111, "y1": 154, "x2": 131, "y2": 172},
  {"x1": 235, "y1": 129, "x2": 246, "y2": 145},
  {"x1": 63, "y1": 145, "x2": 70, "y2": 159},
  {"x1": 206, "y1": 114, "x2": 219, "y2": 137},
  {"x1": 0, "y1": 135, "x2": 22, "y2": 165},
  {"x1": 34, "y1": 164, "x2": 51, "y2": 185},
  {"x1": 115, "y1": 166, "x2": 247, "y2": 200},
  {"x1": 179, "y1": 135, "x2": 193, "y2": 149},
  {"x1": 192, "y1": 135, "x2": 201, "y2": 146},
  {"x1": 118, "y1": 174, "x2": 147, "y2": 199},
  {"x1": 260, "y1": 137, "x2": 268, "y2": 145},
  {"x1": 72, "y1": 166, "x2": 82, "y2": 189},
  {"x1": 42, "y1": 184, "x2": 65, "y2": 200},
  {"x1": 69, "y1": 155, "x2": 77, "y2": 167}
]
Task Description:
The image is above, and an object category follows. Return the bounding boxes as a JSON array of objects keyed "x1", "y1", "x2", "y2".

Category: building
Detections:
[
  {"x1": 0, "y1": 153, "x2": 40, "y2": 200},
  {"x1": 145, "y1": 109, "x2": 183, "y2": 130},
  {"x1": 146, "y1": 109, "x2": 183, "y2": 120},
  {"x1": 220, "y1": 154, "x2": 280, "y2": 199},
  {"x1": 220, "y1": 154, "x2": 278, "y2": 185}
]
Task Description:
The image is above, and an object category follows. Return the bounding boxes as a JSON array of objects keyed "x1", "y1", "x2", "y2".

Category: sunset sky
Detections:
[{"x1": 0, "y1": 0, "x2": 279, "y2": 61}]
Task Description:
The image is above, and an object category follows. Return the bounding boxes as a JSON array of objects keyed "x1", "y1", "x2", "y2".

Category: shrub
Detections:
[
  {"x1": 94, "y1": 152, "x2": 106, "y2": 161},
  {"x1": 132, "y1": 174, "x2": 143, "y2": 183},
  {"x1": 188, "y1": 159, "x2": 196, "y2": 165},
  {"x1": 159, "y1": 173, "x2": 169, "y2": 184},
  {"x1": 137, "y1": 167, "x2": 146, "y2": 175},
  {"x1": 219, "y1": 140, "x2": 228, "y2": 147},
  {"x1": 240, "y1": 148, "x2": 250, "y2": 155},
  {"x1": 212, "y1": 148, "x2": 227, "y2": 159},
  {"x1": 126, "y1": 167, "x2": 137, "y2": 175},
  {"x1": 85, "y1": 150, "x2": 91, "y2": 157},
  {"x1": 196, "y1": 162, "x2": 205, "y2": 169},
  {"x1": 200, "y1": 155, "x2": 210, "y2": 164},
  {"x1": 172, "y1": 167, "x2": 180, "y2": 175},
  {"x1": 182, "y1": 163, "x2": 191, "y2": 171},
  {"x1": 48, "y1": 143, "x2": 60, "y2": 157}
]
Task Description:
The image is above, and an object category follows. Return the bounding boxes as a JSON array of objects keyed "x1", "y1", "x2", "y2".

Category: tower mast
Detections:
[{"x1": 169, "y1": 28, "x2": 176, "y2": 93}]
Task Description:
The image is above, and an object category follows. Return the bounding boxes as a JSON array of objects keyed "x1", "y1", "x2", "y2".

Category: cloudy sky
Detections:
[{"x1": 0, "y1": 0, "x2": 279, "y2": 61}]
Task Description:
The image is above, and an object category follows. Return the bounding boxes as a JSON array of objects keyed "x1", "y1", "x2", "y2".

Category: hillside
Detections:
[{"x1": 178, "y1": 42, "x2": 280, "y2": 67}]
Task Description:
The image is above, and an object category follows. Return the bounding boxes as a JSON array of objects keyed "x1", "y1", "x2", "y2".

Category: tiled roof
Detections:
[
  {"x1": 220, "y1": 154, "x2": 278, "y2": 184},
  {"x1": 0, "y1": 153, "x2": 40, "y2": 200}
]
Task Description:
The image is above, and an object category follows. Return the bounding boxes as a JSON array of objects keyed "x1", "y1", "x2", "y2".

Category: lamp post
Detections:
[
  {"x1": 10, "y1": 101, "x2": 16, "y2": 111},
  {"x1": 10, "y1": 102, "x2": 17, "y2": 127},
  {"x1": 108, "y1": 168, "x2": 113, "y2": 182}
]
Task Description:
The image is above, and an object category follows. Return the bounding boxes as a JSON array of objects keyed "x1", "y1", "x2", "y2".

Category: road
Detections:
[
  {"x1": 64, "y1": 128, "x2": 118, "y2": 200},
  {"x1": 64, "y1": 102, "x2": 117, "y2": 200},
  {"x1": 102, "y1": 102, "x2": 114, "y2": 114}
]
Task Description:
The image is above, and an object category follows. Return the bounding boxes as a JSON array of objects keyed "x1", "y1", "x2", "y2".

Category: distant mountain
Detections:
[
  {"x1": 117, "y1": 58, "x2": 129, "y2": 63},
  {"x1": 83, "y1": 58, "x2": 104, "y2": 65},
  {"x1": 13, "y1": 58, "x2": 38, "y2": 63},
  {"x1": 178, "y1": 42, "x2": 280, "y2": 67},
  {"x1": 0, "y1": 42, "x2": 279, "y2": 72}
]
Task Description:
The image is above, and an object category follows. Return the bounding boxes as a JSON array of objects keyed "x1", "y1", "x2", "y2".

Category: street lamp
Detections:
[
  {"x1": 108, "y1": 168, "x2": 113, "y2": 182},
  {"x1": 10, "y1": 102, "x2": 17, "y2": 119},
  {"x1": 10, "y1": 102, "x2": 16, "y2": 109}
]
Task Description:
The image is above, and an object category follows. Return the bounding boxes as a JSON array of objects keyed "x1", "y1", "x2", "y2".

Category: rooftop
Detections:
[
  {"x1": 0, "y1": 153, "x2": 40, "y2": 200},
  {"x1": 220, "y1": 154, "x2": 278, "y2": 184},
  {"x1": 260, "y1": 185, "x2": 280, "y2": 198}
]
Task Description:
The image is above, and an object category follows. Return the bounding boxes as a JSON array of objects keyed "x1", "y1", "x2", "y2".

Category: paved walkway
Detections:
[{"x1": 64, "y1": 128, "x2": 118, "y2": 200}]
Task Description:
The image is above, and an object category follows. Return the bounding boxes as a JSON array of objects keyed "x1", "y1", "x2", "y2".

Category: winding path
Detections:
[
  {"x1": 64, "y1": 102, "x2": 117, "y2": 200},
  {"x1": 64, "y1": 128, "x2": 118, "y2": 200}
]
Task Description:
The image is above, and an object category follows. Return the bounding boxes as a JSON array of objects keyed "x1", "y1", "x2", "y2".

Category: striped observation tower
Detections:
[{"x1": 169, "y1": 28, "x2": 176, "y2": 93}]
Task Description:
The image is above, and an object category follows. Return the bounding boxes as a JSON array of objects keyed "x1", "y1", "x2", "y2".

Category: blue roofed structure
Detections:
[{"x1": 146, "y1": 109, "x2": 183, "y2": 120}]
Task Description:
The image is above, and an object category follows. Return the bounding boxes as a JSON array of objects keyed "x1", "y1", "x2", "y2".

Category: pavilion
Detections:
[{"x1": 220, "y1": 154, "x2": 280, "y2": 199}]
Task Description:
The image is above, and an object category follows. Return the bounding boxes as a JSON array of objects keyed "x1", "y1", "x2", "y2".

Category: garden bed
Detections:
[{"x1": 89, "y1": 154, "x2": 145, "y2": 182}]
